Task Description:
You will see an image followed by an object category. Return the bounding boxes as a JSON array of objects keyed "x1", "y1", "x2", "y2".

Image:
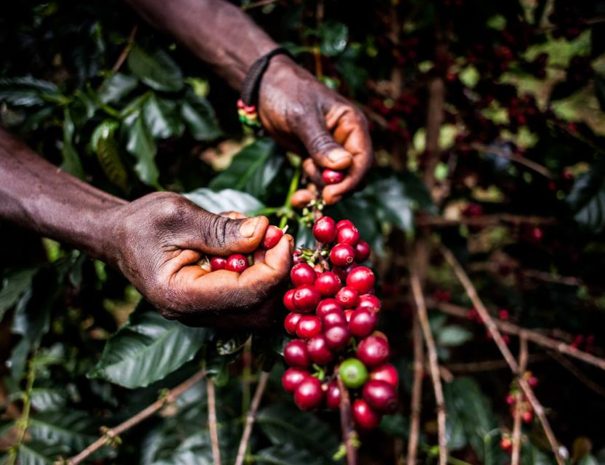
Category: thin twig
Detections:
[
  {"x1": 111, "y1": 25, "x2": 138, "y2": 74},
  {"x1": 511, "y1": 337, "x2": 528, "y2": 465},
  {"x1": 410, "y1": 266, "x2": 447, "y2": 465},
  {"x1": 470, "y1": 143, "x2": 553, "y2": 179},
  {"x1": 206, "y1": 378, "x2": 222, "y2": 465},
  {"x1": 67, "y1": 370, "x2": 207, "y2": 465},
  {"x1": 406, "y1": 317, "x2": 424, "y2": 465},
  {"x1": 234, "y1": 371, "x2": 270, "y2": 465},
  {"x1": 439, "y1": 245, "x2": 565, "y2": 465},
  {"x1": 337, "y1": 375, "x2": 358, "y2": 465},
  {"x1": 445, "y1": 354, "x2": 546, "y2": 373}
]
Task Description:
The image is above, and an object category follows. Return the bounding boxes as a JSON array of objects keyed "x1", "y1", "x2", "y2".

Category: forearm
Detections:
[
  {"x1": 0, "y1": 128, "x2": 126, "y2": 262},
  {"x1": 125, "y1": 0, "x2": 279, "y2": 90}
]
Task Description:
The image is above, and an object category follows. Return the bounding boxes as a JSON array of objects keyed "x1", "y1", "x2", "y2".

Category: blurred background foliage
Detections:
[{"x1": 1, "y1": 0, "x2": 605, "y2": 464}]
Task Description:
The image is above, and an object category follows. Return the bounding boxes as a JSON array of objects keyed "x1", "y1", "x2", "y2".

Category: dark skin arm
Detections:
[{"x1": 126, "y1": 0, "x2": 373, "y2": 204}]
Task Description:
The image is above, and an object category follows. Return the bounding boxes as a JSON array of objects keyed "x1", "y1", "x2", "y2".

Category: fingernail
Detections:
[
  {"x1": 240, "y1": 217, "x2": 261, "y2": 237},
  {"x1": 327, "y1": 149, "x2": 349, "y2": 163}
]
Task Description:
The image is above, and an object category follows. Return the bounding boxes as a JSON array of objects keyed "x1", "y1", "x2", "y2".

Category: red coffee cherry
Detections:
[
  {"x1": 336, "y1": 224, "x2": 360, "y2": 246},
  {"x1": 336, "y1": 219, "x2": 354, "y2": 231},
  {"x1": 283, "y1": 340, "x2": 310, "y2": 367},
  {"x1": 284, "y1": 312, "x2": 302, "y2": 335},
  {"x1": 313, "y1": 216, "x2": 337, "y2": 243},
  {"x1": 344, "y1": 309, "x2": 354, "y2": 323},
  {"x1": 290, "y1": 263, "x2": 316, "y2": 287},
  {"x1": 357, "y1": 335, "x2": 390, "y2": 368},
  {"x1": 263, "y1": 225, "x2": 284, "y2": 249},
  {"x1": 349, "y1": 308, "x2": 377, "y2": 338},
  {"x1": 355, "y1": 240, "x2": 371, "y2": 262},
  {"x1": 296, "y1": 315, "x2": 322, "y2": 339},
  {"x1": 329, "y1": 243, "x2": 356, "y2": 267},
  {"x1": 362, "y1": 379, "x2": 398, "y2": 413},
  {"x1": 283, "y1": 289, "x2": 296, "y2": 312},
  {"x1": 346, "y1": 266, "x2": 375, "y2": 294},
  {"x1": 335, "y1": 286, "x2": 359, "y2": 309},
  {"x1": 293, "y1": 285, "x2": 321, "y2": 313},
  {"x1": 281, "y1": 368, "x2": 309, "y2": 393},
  {"x1": 324, "y1": 325, "x2": 351, "y2": 351},
  {"x1": 369, "y1": 364, "x2": 399, "y2": 388},
  {"x1": 316, "y1": 299, "x2": 343, "y2": 318},
  {"x1": 326, "y1": 380, "x2": 341, "y2": 410},
  {"x1": 210, "y1": 257, "x2": 227, "y2": 271},
  {"x1": 226, "y1": 254, "x2": 249, "y2": 273},
  {"x1": 358, "y1": 294, "x2": 382, "y2": 313},
  {"x1": 321, "y1": 309, "x2": 347, "y2": 329},
  {"x1": 315, "y1": 271, "x2": 342, "y2": 296},
  {"x1": 352, "y1": 399, "x2": 382, "y2": 430},
  {"x1": 294, "y1": 377, "x2": 324, "y2": 411},
  {"x1": 322, "y1": 169, "x2": 345, "y2": 185},
  {"x1": 307, "y1": 335, "x2": 334, "y2": 364}
]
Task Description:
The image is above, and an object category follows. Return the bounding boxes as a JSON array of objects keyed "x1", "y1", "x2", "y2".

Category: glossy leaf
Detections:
[
  {"x1": 29, "y1": 411, "x2": 96, "y2": 451},
  {"x1": 0, "y1": 76, "x2": 59, "y2": 107},
  {"x1": 30, "y1": 388, "x2": 68, "y2": 412},
  {"x1": 142, "y1": 94, "x2": 184, "y2": 139},
  {"x1": 61, "y1": 109, "x2": 85, "y2": 179},
  {"x1": 0, "y1": 268, "x2": 37, "y2": 322},
  {"x1": 124, "y1": 111, "x2": 160, "y2": 188},
  {"x1": 17, "y1": 441, "x2": 67, "y2": 465},
  {"x1": 181, "y1": 93, "x2": 222, "y2": 141},
  {"x1": 437, "y1": 325, "x2": 474, "y2": 347},
  {"x1": 90, "y1": 310, "x2": 208, "y2": 388},
  {"x1": 91, "y1": 120, "x2": 129, "y2": 191},
  {"x1": 127, "y1": 46, "x2": 183, "y2": 92},
  {"x1": 319, "y1": 21, "x2": 349, "y2": 56},
  {"x1": 567, "y1": 164, "x2": 605, "y2": 233},
  {"x1": 98, "y1": 73, "x2": 138, "y2": 104},
  {"x1": 185, "y1": 188, "x2": 265, "y2": 215},
  {"x1": 255, "y1": 444, "x2": 326, "y2": 465}
]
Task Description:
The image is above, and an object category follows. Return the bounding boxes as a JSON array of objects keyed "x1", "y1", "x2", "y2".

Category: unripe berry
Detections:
[
  {"x1": 294, "y1": 377, "x2": 324, "y2": 411},
  {"x1": 316, "y1": 299, "x2": 343, "y2": 318},
  {"x1": 346, "y1": 266, "x2": 375, "y2": 294},
  {"x1": 362, "y1": 379, "x2": 398, "y2": 413},
  {"x1": 349, "y1": 308, "x2": 377, "y2": 338},
  {"x1": 352, "y1": 399, "x2": 382, "y2": 430},
  {"x1": 329, "y1": 243, "x2": 356, "y2": 267},
  {"x1": 307, "y1": 335, "x2": 334, "y2": 364},
  {"x1": 290, "y1": 263, "x2": 316, "y2": 287},
  {"x1": 335, "y1": 286, "x2": 359, "y2": 309},
  {"x1": 313, "y1": 216, "x2": 337, "y2": 243},
  {"x1": 339, "y1": 358, "x2": 368, "y2": 389},
  {"x1": 263, "y1": 225, "x2": 284, "y2": 249},
  {"x1": 281, "y1": 368, "x2": 309, "y2": 393},
  {"x1": 369, "y1": 364, "x2": 399, "y2": 388},
  {"x1": 210, "y1": 257, "x2": 227, "y2": 271},
  {"x1": 315, "y1": 271, "x2": 342, "y2": 296},
  {"x1": 284, "y1": 312, "x2": 302, "y2": 335},
  {"x1": 324, "y1": 325, "x2": 351, "y2": 351},
  {"x1": 283, "y1": 340, "x2": 310, "y2": 367},
  {"x1": 322, "y1": 169, "x2": 345, "y2": 185},
  {"x1": 326, "y1": 381, "x2": 341, "y2": 410},
  {"x1": 293, "y1": 285, "x2": 321, "y2": 313},
  {"x1": 296, "y1": 315, "x2": 322, "y2": 339},
  {"x1": 357, "y1": 335, "x2": 390, "y2": 368},
  {"x1": 336, "y1": 224, "x2": 360, "y2": 246},
  {"x1": 355, "y1": 240, "x2": 371, "y2": 262},
  {"x1": 226, "y1": 254, "x2": 249, "y2": 273}
]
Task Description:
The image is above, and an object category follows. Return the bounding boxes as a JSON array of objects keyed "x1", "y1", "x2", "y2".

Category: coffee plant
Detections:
[{"x1": 1, "y1": 0, "x2": 605, "y2": 464}]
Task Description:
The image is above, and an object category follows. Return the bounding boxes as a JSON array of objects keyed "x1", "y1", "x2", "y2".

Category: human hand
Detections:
[
  {"x1": 258, "y1": 55, "x2": 373, "y2": 206},
  {"x1": 105, "y1": 192, "x2": 293, "y2": 328}
]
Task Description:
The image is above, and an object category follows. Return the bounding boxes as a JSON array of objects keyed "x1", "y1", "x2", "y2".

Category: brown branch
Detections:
[
  {"x1": 410, "y1": 266, "x2": 447, "y2": 465},
  {"x1": 111, "y1": 25, "x2": 138, "y2": 74},
  {"x1": 67, "y1": 370, "x2": 207, "y2": 465},
  {"x1": 470, "y1": 143, "x2": 553, "y2": 179},
  {"x1": 234, "y1": 371, "x2": 269, "y2": 465},
  {"x1": 406, "y1": 317, "x2": 424, "y2": 465},
  {"x1": 207, "y1": 378, "x2": 222, "y2": 465},
  {"x1": 439, "y1": 245, "x2": 565, "y2": 465},
  {"x1": 445, "y1": 354, "x2": 546, "y2": 373},
  {"x1": 511, "y1": 337, "x2": 528, "y2": 465},
  {"x1": 337, "y1": 374, "x2": 358, "y2": 465}
]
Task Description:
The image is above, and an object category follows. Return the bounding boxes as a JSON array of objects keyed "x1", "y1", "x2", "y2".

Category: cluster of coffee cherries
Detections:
[
  {"x1": 280, "y1": 216, "x2": 398, "y2": 430},
  {"x1": 505, "y1": 372, "x2": 538, "y2": 424}
]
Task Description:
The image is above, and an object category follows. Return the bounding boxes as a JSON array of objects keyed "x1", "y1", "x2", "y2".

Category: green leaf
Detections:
[
  {"x1": 91, "y1": 120, "x2": 129, "y2": 191},
  {"x1": 17, "y1": 441, "x2": 67, "y2": 465},
  {"x1": 127, "y1": 46, "x2": 183, "y2": 92},
  {"x1": 30, "y1": 388, "x2": 68, "y2": 412},
  {"x1": 29, "y1": 411, "x2": 96, "y2": 451},
  {"x1": 181, "y1": 93, "x2": 222, "y2": 141},
  {"x1": 0, "y1": 76, "x2": 59, "y2": 107},
  {"x1": 123, "y1": 111, "x2": 160, "y2": 188},
  {"x1": 185, "y1": 188, "x2": 265, "y2": 215},
  {"x1": 90, "y1": 310, "x2": 208, "y2": 388},
  {"x1": 149, "y1": 432, "x2": 214, "y2": 465},
  {"x1": 98, "y1": 73, "x2": 138, "y2": 104},
  {"x1": 319, "y1": 21, "x2": 349, "y2": 56},
  {"x1": 566, "y1": 163, "x2": 605, "y2": 233},
  {"x1": 0, "y1": 268, "x2": 37, "y2": 322},
  {"x1": 61, "y1": 109, "x2": 85, "y2": 179},
  {"x1": 437, "y1": 325, "x2": 473, "y2": 347},
  {"x1": 255, "y1": 444, "x2": 326, "y2": 465},
  {"x1": 209, "y1": 139, "x2": 278, "y2": 197},
  {"x1": 142, "y1": 94, "x2": 184, "y2": 139}
]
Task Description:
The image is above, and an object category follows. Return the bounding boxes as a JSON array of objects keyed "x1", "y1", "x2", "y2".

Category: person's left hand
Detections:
[{"x1": 258, "y1": 55, "x2": 373, "y2": 206}]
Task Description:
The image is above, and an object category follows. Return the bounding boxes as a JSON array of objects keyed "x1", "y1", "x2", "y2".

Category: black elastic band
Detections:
[{"x1": 240, "y1": 47, "x2": 293, "y2": 107}]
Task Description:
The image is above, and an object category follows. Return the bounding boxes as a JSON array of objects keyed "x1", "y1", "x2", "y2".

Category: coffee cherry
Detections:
[
  {"x1": 357, "y1": 335, "x2": 390, "y2": 368},
  {"x1": 522, "y1": 410, "x2": 533, "y2": 423},
  {"x1": 500, "y1": 436, "x2": 512, "y2": 452},
  {"x1": 316, "y1": 299, "x2": 343, "y2": 318},
  {"x1": 284, "y1": 340, "x2": 310, "y2": 367},
  {"x1": 313, "y1": 216, "x2": 337, "y2": 243},
  {"x1": 307, "y1": 335, "x2": 334, "y2": 364},
  {"x1": 344, "y1": 309, "x2": 354, "y2": 323},
  {"x1": 263, "y1": 225, "x2": 284, "y2": 249},
  {"x1": 355, "y1": 240, "x2": 371, "y2": 262},
  {"x1": 296, "y1": 315, "x2": 322, "y2": 339},
  {"x1": 315, "y1": 271, "x2": 342, "y2": 296},
  {"x1": 284, "y1": 312, "x2": 302, "y2": 335},
  {"x1": 293, "y1": 285, "x2": 321, "y2": 313},
  {"x1": 324, "y1": 325, "x2": 351, "y2": 351},
  {"x1": 346, "y1": 266, "x2": 375, "y2": 294},
  {"x1": 336, "y1": 224, "x2": 360, "y2": 246},
  {"x1": 226, "y1": 254, "x2": 249, "y2": 273},
  {"x1": 369, "y1": 364, "x2": 399, "y2": 388},
  {"x1": 283, "y1": 289, "x2": 296, "y2": 312},
  {"x1": 321, "y1": 309, "x2": 347, "y2": 329},
  {"x1": 362, "y1": 379, "x2": 398, "y2": 413},
  {"x1": 282, "y1": 368, "x2": 309, "y2": 393},
  {"x1": 336, "y1": 219, "x2": 354, "y2": 231},
  {"x1": 335, "y1": 286, "x2": 359, "y2": 309},
  {"x1": 352, "y1": 399, "x2": 382, "y2": 430},
  {"x1": 349, "y1": 309, "x2": 377, "y2": 338},
  {"x1": 329, "y1": 243, "x2": 356, "y2": 267},
  {"x1": 326, "y1": 380, "x2": 341, "y2": 410},
  {"x1": 294, "y1": 377, "x2": 324, "y2": 411},
  {"x1": 339, "y1": 358, "x2": 368, "y2": 389},
  {"x1": 358, "y1": 294, "x2": 382, "y2": 313},
  {"x1": 290, "y1": 263, "x2": 316, "y2": 287},
  {"x1": 322, "y1": 169, "x2": 345, "y2": 185},
  {"x1": 210, "y1": 257, "x2": 227, "y2": 271}
]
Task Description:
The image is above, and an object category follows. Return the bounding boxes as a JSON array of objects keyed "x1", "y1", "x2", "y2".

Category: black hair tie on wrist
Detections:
[{"x1": 237, "y1": 47, "x2": 293, "y2": 129}]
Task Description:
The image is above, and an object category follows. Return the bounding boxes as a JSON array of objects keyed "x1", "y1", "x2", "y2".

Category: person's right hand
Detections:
[{"x1": 104, "y1": 192, "x2": 293, "y2": 329}]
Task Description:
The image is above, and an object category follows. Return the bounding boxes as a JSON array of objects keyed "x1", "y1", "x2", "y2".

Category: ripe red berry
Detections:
[
  {"x1": 337, "y1": 224, "x2": 360, "y2": 246},
  {"x1": 293, "y1": 285, "x2": 321, "y2": 313},
  {"x1": 500, "y1": 436, "x2": 512, "y2": 452},
  {"x1": 362, "y1": 380, "x2": 398, "y2": 413},
  {"x1": 281, "y1": 368, "x2": 309, "y2": 393},
  {"x1": 324, "y1": 325, "x2": 351, "y2": 351},
  {"x1": 346, "y1": 266, "x2": 375, "y2": 294},
  {"x1": 284, "y1": 312, "x2": 302, "y2": 335},
  {"x1": 326, "y1": 381, "x2": 341, "y2": 410},
  {"x1": 226, "y1": 254, "x2": 249, "y2": 273},
  {"x1": 329, "y1": 243, "x2": 356, "y2": 267},
  {"x1": 370, "y1": 364, "x2": 399, "y2": 388},
  {"x1": 283, "y1": 340, "x2": 310, "y2": 367},
  {"x1": 349, "y1": 308, "x2": 377, "y2": 338},
  {"x1": 358, "y1": 294, "x2": 382, "y2": 313},
  {"x1": 522, "y1": 410, "x2": 533, "y2": 423},
  {"x1": 335, "y1": 286, "x2": 359, "y2": 309},
  {"x1": 313, "y1": 216, "x2": 337, "y2": 243},
  {"x1": 290, "y1": 263, "x2": 316, "y2": 287},
  {"x1": 210, "y1": 257, "x2": 227, "y2": 271},
  {"x1": 296, "y1": 315, "x2": 322, "y2": 339},
  {"x1": 322, "y1": 169, "x2": 345, "y2": 185},
  {"x1": 315, "y1": 271, "x2": 342, "y2": 296},
  {"x1": 263, "y1": 225, "x2": 284, "y2": 249},
  {"x1": 316, "y1": 299, "x2": 343, "y2": 318},
  {"x1": 339, "y1": 358, "x2": 368, "y2": 389},
  {"x1": 352, "y1": 399, "x2": 382, "y2": 430},
  {"x1": 336, "y1": 219, "x2": 354, "y2": 231},
  {"x1": 344, "y1": 309, "x2": 354, "y2": 323},
  {"x1": 355, "y1": 240, "x2": 371, "y2": 262},
  {"x1": 357, "y1": 335, "x2": 390, "y2": 368},
  {"x1": 294, "y1": 377, "x2": 324, "y2": 411},
  {"x1": 283, "y1": 289, "x2": 296, "y2": 312},
  {"x1": 307, "y1": 335, "x2": 334, "y2": 364}
]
